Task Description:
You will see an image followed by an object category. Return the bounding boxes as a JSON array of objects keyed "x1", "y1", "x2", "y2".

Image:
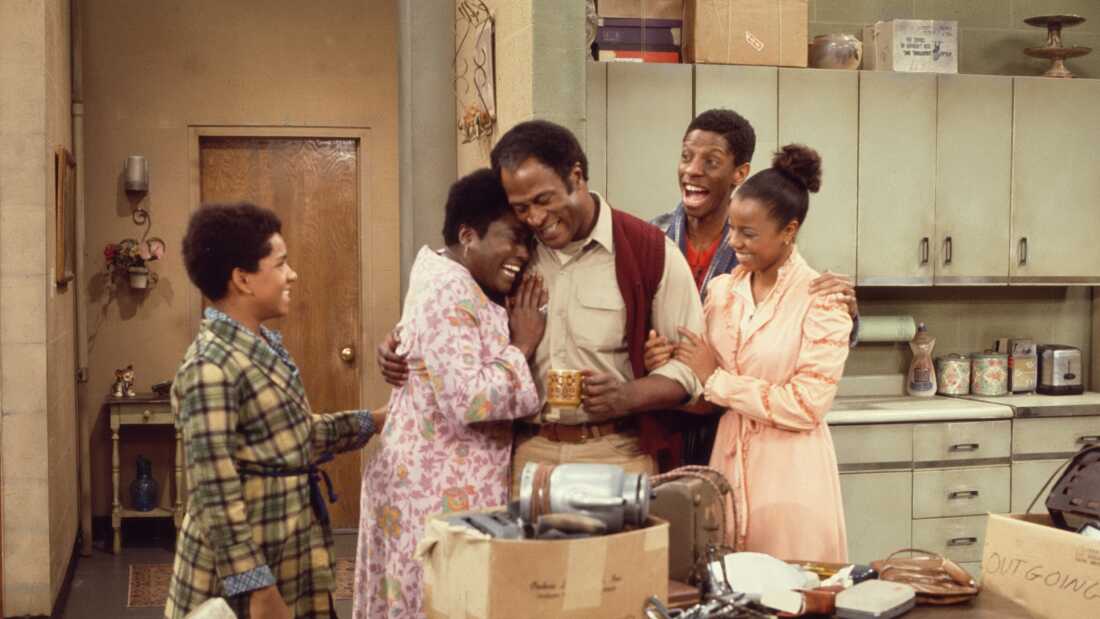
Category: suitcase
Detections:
[{"x1": 650, "y1": 465, "x2": 733, "y2": 583}]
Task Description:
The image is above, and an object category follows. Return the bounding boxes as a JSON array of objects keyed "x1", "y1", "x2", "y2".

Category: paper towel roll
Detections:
[{"x1": 858, "y1": 315, "x2": 917, "y2": 343}]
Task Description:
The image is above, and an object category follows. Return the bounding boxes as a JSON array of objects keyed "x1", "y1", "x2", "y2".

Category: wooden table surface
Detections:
[{"x1": 906, "y1": 591, "x2": 1034, "y2": 618}]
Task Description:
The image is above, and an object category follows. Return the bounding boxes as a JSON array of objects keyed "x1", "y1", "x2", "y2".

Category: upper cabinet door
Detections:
[
  {"x1": 695, "y1": 65, "x2": 778, "y2": 176},
  {"x1": 778, "y1": 68, "x2": 858, "y2": 277},
  {"x1": 1011, "y1": 78, "x2": 1100, "y2": 284},
  {"x1": 935, "y1": 74, "x2": 1012, "y2": 285},
  {"x1": 857, "y1": 72, "x2": 937, "y2": 286},
  {"x1": 606, "y1": 63, "x2": 693, "y2": 222}
]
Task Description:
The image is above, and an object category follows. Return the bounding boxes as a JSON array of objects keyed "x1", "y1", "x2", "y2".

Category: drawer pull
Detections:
[
  {"x1": 1077, "y1": 435, "x2": 1100, "y2": 445},
  {"x1": 948, "y1": 490, "x2": 980, "y2": 500},
  {"x1": 142, "y1": 409, "x2": 152, "y2": 421},
  {"x1": 947, "y1": 537, "x2": 978, "y2": 547},
  {"x1": 949, "y1": 443, "x2": 980, "y2": 452}
]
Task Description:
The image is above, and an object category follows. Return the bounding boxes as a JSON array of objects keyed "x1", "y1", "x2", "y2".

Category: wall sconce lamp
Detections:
[
  {"x1": 123, "y1": 155, "x2": 151, "y2": 229},
  {"x1": 124, "y1": 155, "x2": 148, "y2": 193}
]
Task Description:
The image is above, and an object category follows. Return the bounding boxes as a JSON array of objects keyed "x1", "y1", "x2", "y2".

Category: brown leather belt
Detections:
[{"x1": 524, "y1": 420, "x2": 634, "y2": 444}]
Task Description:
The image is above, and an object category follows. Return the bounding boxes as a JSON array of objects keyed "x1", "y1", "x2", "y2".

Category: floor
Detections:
[{"x1": 57, "y1": 522, "x2": 357, "y2": 619}]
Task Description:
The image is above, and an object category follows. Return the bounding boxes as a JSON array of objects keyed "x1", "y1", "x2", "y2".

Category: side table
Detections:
[{"x1": 105, "y1": 393, "x2": 184, "y2": 554}]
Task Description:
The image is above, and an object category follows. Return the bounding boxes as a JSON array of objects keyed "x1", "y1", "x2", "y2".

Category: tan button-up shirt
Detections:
[{"x1": 529, "y1": 194, "x2": 705, "y2": 424}]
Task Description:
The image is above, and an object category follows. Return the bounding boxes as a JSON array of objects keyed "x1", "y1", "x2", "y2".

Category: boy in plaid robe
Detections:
[{"x1": 166, "y1": 203, "x2": 382, "y2": 619}]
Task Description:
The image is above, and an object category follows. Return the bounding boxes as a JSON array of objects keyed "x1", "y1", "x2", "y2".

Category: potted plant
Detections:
[{"x1": 104, "y1": 237, "x2": 165, "y2": 289}]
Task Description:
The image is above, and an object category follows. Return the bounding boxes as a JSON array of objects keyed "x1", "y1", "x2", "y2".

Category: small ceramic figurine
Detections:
[{"x1": 113, "y1": 364, "x2": 137, "y2": 398}]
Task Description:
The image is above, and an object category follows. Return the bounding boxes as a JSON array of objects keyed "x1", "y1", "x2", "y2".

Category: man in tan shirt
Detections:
[{"x1": 381, "y1": 120, "x2": 703, "y2": 493}]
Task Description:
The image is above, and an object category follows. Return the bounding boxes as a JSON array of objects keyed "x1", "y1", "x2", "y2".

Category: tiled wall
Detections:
[
  {"x1": 810, "y1": 0, "x2": 1100, "y2": 78},
  {"x1": 846, "y1": 287, "x2": 1093, "y2": 384}
]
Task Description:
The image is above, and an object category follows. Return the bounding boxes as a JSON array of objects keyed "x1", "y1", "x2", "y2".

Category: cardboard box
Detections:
[
  {"x1": 683, "y1": 0, "x2": 808, "y2": 67},
  {"x1": 982, "y1": 513, "x2": 1100, "y2": 619},
  {"x1": 598, "y1": 0, "x2": 684, "y2": 20},
  {"x1": 862, "y1": 20, "x2": 958, "y2": 73},
  {"x1": 418, "y1": 512, "x2": 669, "y2": 618}
]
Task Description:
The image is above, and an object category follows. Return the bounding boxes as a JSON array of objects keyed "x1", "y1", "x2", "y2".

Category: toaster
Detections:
[{"x1": 1037, "y1": 345, "x2": 1084, "y2": 395}]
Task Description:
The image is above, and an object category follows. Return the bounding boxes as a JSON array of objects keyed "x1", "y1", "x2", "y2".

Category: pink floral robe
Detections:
[
  {"x1": 702, "y1": 249, "x2": 852, "y2": 563},
  {"x1": 353, "y1": 247, "x2": 539, "y2": 619}
]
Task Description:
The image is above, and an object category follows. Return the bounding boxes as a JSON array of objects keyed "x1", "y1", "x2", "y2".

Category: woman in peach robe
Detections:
[{"x1": 675, "y1": 145, "x2": 852, "y2": 562}]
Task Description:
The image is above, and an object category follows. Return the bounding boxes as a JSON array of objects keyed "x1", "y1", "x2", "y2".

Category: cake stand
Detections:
[{"x1": 1023, "y1": 14, "x2": 1092, "y2": 78}]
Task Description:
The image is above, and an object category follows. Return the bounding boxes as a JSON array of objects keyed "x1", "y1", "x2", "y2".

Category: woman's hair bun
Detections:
[{"x1": 771, "y1": 144, "x2": 822, "y2": 194}]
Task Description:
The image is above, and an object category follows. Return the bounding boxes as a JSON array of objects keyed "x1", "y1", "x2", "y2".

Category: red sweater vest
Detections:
[{"x1": 610, "y1": 208, "x2": 681, "y2": 470}]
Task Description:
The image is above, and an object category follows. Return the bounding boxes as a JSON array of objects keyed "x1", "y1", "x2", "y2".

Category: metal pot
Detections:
[{"x1": 518, "y1": 462, "x2": 651, "y2": 533}]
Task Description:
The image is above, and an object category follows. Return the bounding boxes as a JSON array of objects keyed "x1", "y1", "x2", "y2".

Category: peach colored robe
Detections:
[{"x1": 703, "y1": 248, "x2": 852, "y2": 563}]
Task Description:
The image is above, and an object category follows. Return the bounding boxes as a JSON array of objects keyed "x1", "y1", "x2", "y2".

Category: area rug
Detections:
[{"x1": 127, "y1": 559, "x2": 356, "y2": 607}]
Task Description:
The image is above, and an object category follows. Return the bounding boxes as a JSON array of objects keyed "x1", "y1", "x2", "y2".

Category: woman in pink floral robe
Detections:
[{"x1": 353, "y1": 170, "x2": 545, "y2": 619}]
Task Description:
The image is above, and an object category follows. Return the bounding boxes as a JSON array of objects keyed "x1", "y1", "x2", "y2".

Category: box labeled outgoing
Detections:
[{"x1": 417, "y1": 511, "x2": 669, "y2": 618}]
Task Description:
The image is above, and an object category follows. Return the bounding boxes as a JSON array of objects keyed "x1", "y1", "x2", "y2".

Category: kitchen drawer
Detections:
[
  {"x1": 832, "y1": 424, "x2": 913, "y2": 468},
  {"x1": 1013, "y1": 417, "x2": 1100, "y2": 456},
  {"x1": 914, "y1": 420, "x2": 1010, "y2": 464},
  {"x1": 1011, "y1": 459, "x2": 1066, "y2": 514},
  {"x1": 913, "y1": 466, "x2": 1010, "y2": 518},
  {"x1": 115, "y1": 405, "x2": 174, "y2": 426},
  {"x1": 840, "y1": 471, "x2": 912, "y2": 564},
  {"x1": 911, "y1": 515, "x2": 988, "y2": 564}
]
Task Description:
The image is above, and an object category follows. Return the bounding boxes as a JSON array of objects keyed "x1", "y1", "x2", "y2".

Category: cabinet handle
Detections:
[
  {"x1": 1078, "y1": 435, "x2": 1100, "y2": 445},
  {"x1": 920, "y1": 237, "x2": 930, "y2": 265},
  {"x1": 948, "y1": 489, "x2": 980, "y2": 500},
  {"x1": 947, "y1": 536, "x2": 978, "y2": 547},
  {"x1": 1018, "y1": 237, "x2": 1028, "y2": 266},
  {"x1": 142, "y1": 409, "x2": 152, "y2": 422},
  {"x1": 944, "y1": 236, "x2": 953, "y2": 265},
  {"x1": 949, "y1": 443, "x2": 980, "y2": 452}
]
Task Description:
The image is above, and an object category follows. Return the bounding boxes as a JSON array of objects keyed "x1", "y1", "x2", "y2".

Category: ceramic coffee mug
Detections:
[{"x1": 547, "y1": 369, "x2": 583, "y2": 407}]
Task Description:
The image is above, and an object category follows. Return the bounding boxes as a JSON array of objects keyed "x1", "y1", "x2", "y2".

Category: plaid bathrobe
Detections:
[{"x1": 165, "y1": 309, "x2": 375, "y2": 619}]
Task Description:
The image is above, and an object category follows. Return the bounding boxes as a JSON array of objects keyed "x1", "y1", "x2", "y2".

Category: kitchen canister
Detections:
[
  {"x1": 935, "y1": 354, "x2": 971, "y2": 395},
  {"x1": 971, "y1": 351, "x2": 1009, "y2": 396}
]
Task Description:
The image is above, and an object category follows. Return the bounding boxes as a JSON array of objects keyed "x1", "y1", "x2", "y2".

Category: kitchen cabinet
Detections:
[
  {"x1": 606, "y1": 62, "x2": 693, "y2": 222},
  {"x1": 856, "y1": 72, "x2": 937, "y2": 285},
  {"x1": 935, "y1": 74, "x2": 1013, "y2": 284},
  {"x1": 694, "y1": 65, "x2": 777, "y2": 177},
  {"x1": 833, "y1": 419, "x2": 1011, "y2": 576},
  {"x1": 840, "y1": 472, "x2": 912, "y2": 564},
  {"x1": 586, "y1": 65, "x2": 1100, "y2": 284},
  {"x1": 778, "y1": 68, "x2": 858, "y2": 276},
  {"x1": 1011, "y1": 78, "x2": 1100, "y2": 284},
  {"x1": 1010, "y1": 416, "x2": 1100, "y2": 514}
]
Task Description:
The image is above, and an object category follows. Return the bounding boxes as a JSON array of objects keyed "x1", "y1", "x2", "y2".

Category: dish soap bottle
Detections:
[{"x1": 907, "y1": 323, "x2": 937, "y2": 397}]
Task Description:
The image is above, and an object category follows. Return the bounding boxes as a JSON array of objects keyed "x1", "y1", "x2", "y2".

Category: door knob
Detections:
[{"x1": 340, "y1": 346, "x2": 356, "y2": 362}]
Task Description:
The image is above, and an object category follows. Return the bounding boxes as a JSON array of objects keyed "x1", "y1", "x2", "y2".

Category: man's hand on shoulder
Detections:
[{"x1": 809, "y1": 271, "x2": 858, "y2": 319}]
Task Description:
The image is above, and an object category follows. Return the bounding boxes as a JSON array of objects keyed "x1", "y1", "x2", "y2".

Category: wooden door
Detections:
[
  {"x1": 200, "y1": 136, "x2": 363, "y2": 529},
  {"x1": 935, "y1": 74, "x2": 1012, "y2": 285},
  {"x1": 1011, "y1": 77, "x2": 1100, "y2": 284},
  {"x1": 778, "y1": 68, "x2": 858, "y2": 276},
  {"x1": 857, "y1": 72, "x2": 937, "y2": 286}
]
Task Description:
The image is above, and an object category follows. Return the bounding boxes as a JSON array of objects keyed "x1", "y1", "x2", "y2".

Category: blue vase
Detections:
[{"x1": 130, "y1": 455, "x2": 159, "y2": 512}]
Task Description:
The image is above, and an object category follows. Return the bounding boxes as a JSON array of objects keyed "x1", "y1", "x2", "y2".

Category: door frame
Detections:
[{"x1": 186, "y1": 125, "x2": 378, "y2": 444}]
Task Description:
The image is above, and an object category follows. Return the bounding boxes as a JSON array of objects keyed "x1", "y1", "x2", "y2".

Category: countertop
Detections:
[
  {"x1": 826, "y1": 395, "x2": 1014, "y2": 425},
  {"x1": 962, "y1": 391, "x2": 1100, "y2": 418}
]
